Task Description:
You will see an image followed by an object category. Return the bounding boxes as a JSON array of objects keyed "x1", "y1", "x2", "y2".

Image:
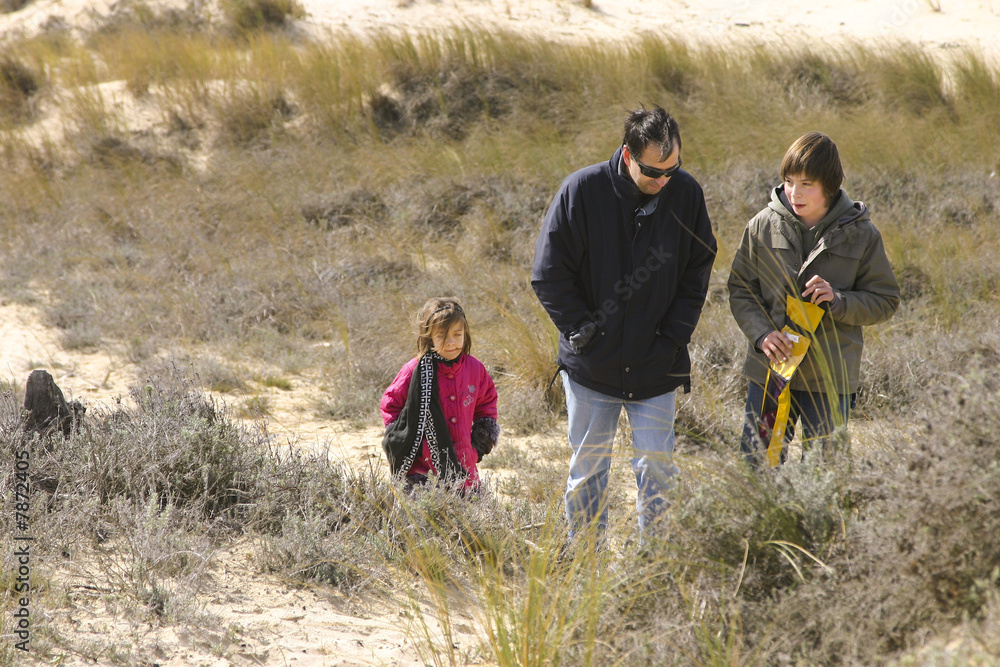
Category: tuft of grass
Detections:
[
  {"x1": 258, "y1": 374, "x2": 292, "y2": 390},
  {"x1": 0, "y1": 55, "x2": 41, "y2": 123},
  {"x1": 951, "y1": 50, "x2": 1000, "y2": 125},
  {"x1": 862, "y1": 43, "x2": 948, "y2": 115},
  {"x1": 215, "y1": 81, "x2": 297, "y2": 146},
  {"x1": 238, "y1": 394, "x2": 272, "y2": 418},
  {"x1": 222, "y1": 0, "x2": 305, "y2": 34},
  {"x1": 0, "y1": 0, "x2": 29, "y2": 14}
]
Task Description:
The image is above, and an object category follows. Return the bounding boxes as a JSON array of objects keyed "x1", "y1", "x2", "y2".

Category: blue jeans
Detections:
[
  {"x1": 562, "y1": 372, "x2": 678, "y2": 542},
  {"x1": 740, "y1": 380, "x2": 853, "y2": 467}
]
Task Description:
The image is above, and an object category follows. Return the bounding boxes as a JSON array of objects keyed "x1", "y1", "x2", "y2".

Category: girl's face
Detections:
[
  {"x1": 783, "y1": 173, "x2": 830, "y2": 227},
  {"x1": 431, "y1": 321, "x2": 465, "y2": 361}
]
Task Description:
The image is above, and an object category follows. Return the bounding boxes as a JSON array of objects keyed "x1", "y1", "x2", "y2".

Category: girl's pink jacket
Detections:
[{"x1": 380, "y1": 354, "x2": 499, "y2": 483}]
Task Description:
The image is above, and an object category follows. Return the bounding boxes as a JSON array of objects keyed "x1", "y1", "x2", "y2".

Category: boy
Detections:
[{"x1": 728, "y1": 131, "x2": 900, "y2": 466}]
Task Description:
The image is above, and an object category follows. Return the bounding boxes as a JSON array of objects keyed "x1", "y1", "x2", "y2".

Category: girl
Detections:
[
  {"x1": 728, "y1": 132, "x2": 900, "y2": 466},
  {"x1": 380, "y1": 297, "x2": 499, "y2": 490}
]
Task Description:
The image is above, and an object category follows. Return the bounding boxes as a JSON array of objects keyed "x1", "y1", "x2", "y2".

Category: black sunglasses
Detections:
[{"x1": 633, "y1": 154, "x2": 682, "y2": 179}]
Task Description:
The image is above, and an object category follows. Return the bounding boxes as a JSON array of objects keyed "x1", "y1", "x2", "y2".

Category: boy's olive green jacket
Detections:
[{"x1": 728, "y1": 187, "x2": 901, "y2": 393}]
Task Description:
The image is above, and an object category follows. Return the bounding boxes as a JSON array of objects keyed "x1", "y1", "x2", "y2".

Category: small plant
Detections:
[
  {"x1": 239, "y1": 394, "x2": 272, "y2": 418},
  {"x1": 259, "y1": 375, "x2": 292, "y2": 390}
]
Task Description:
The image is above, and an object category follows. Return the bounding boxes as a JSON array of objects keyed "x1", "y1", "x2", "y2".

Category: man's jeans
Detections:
[
  {"x1": 740, "y1": 380, "x2": 853, "y2": 466},
  {"x1": 562, "y1": 372, "x2": 678, "y2": 542}
]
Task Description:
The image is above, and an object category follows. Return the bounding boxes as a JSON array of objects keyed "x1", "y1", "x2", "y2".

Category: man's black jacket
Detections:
[{"x1": 531, "y1": 146, "x2": 717, "y2": 400}]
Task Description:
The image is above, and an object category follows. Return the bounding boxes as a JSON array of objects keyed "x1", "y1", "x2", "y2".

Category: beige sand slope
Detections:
[{"x1": 297, "y1": 0, "x2": 1000, "y2": 60}]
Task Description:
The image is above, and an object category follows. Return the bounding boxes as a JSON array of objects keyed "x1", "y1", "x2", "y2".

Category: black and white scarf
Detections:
[{"x1": 382, "y1": 352, "x2": 465, "y2": 483}]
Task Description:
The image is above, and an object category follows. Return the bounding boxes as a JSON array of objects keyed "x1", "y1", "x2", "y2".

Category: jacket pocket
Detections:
[{"x1": 816, "y1": 241, "x2": 865, "y2": 288}]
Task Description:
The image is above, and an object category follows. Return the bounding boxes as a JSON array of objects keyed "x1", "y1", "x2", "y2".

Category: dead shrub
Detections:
[
  {"x1": 32, "y1": 366, "x2": 273, "y2": 519},
  {"x1": 750, "y1": 370, "x2": 1000, "y2": 664},
  {"x1": 252, "y1": 451, "x2": 395, "y2": 593},
  {"x1": 86, "y1": 498, "x2": 217, "y2": 620},
  {"x1": 89, "y1": 0, "x2": 210, "y2": 35}
]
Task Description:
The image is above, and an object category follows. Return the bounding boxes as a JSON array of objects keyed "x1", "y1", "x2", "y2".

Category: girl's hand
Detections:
[
  {"x1": 802, "y1": 275, "x2": 835, "y2": 305},
  {"x1": 760, "y1": 330, "x2": 793, "y2": 363}
]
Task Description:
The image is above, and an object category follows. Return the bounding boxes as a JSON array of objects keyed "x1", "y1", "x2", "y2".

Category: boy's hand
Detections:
[
  {"x1": 760, "y1": 330, "x2": 793, "y2": 363},
  {"x1": 802, "y1": 275, "x2": 835, "y2": 305}
]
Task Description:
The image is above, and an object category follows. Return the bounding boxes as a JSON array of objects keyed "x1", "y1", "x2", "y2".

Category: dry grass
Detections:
[{"x1": 1, "y1": 13, "x2": 1000, "y2": 665}]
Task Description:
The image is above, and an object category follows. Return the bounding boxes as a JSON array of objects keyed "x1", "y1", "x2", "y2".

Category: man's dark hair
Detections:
[{"x1": 623, "y1": 105, "x2": 681, "y2": 162}]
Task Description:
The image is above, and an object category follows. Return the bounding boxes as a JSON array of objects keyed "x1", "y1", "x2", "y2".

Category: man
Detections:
[{"x1": 531, "y1": 105, "x2": 717, "y2": 544}]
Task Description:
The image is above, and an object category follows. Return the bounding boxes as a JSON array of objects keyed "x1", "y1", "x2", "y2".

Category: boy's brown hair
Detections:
[
  {"x1": 416, "y1": 297, "x2": 471, "y2": 357},
  {"x1": 780, "y1": 131, "x2": 844, "y2": 203}
]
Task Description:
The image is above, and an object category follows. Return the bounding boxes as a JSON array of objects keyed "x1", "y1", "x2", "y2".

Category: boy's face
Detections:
[
  {"x1": 431, "y1": 321, "x2": 465, "y2": 361},
  {"x1": 783, "y1": 173, "x2": 829, "y2": 227}
]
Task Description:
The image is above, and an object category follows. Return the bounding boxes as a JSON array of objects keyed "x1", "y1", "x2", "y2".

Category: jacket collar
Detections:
[
  {"x1": 766, "y1": 187, "x2": 870, "y2": 273},
  {"x1": 609, "y1": 146, "x2": 642, "y2": 203},
  {"x1": 609, "y1": 146, "x2": 668, "y2": 217},
  {"x1": 436, "y1": 353, "x2": 465, "y2": 371},
  {"x1": 769, "y1": 186, "x2": 867, "y2": 230}
]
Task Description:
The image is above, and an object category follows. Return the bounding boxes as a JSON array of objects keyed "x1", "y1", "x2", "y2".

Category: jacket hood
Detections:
[{"x1": 768, "y1": 186, "x2": 868, "y2": 228}]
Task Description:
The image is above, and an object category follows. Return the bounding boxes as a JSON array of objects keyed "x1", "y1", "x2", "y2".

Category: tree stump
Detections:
[{"x1": 22, "y1": 369, "x2": 85, "y2": 438}]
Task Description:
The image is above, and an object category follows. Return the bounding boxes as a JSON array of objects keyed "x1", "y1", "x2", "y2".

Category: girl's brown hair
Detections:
[
  {"x1": 780, "y1": 131, "x2": 844, "y2": 204},
  {"x1": 416, "y1": 297, "x2": 471, "y2": 357}
]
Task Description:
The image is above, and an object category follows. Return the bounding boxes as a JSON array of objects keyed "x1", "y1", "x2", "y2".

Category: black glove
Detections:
[
  {"x1": 471, "y1": 417, "x2": 500, "y2": 463},
  {"x1": 568, "y1": 321, "x2": 598, "y2": 353}
]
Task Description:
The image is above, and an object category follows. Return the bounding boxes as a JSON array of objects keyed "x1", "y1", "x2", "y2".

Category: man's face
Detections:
[{"x1": 625, "y1": 143, "x2": 681, "y2": 196}]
